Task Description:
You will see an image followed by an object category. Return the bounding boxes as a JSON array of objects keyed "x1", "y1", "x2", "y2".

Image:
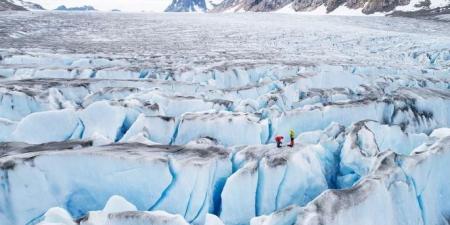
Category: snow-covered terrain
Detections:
[
  {"x1": 8, "y1": 0, "x2": 44, "y2": 10},
  {"x1": 1, "y1": 0, "x2": 449, "y2": 14},
  {"x1": 166, "y1": 0, "x2": 208, "y2": 12},
  {"x1": 212, "y1": 0, "x2": 450, "y2": 14},
  {"x1": 0, "y1": 12, "x2": 449, "y2": 225},
  {"x1": 0, "y1": 0, "x2": 44, "y2": 11}
]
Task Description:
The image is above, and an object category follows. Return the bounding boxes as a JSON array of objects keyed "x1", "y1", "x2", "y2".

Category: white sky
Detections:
[{"x1": 30, "y1": 0, "x2": 172, "y2": 12}]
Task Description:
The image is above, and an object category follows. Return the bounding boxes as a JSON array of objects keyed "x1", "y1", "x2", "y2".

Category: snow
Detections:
[
  {"x1": 37, "y1": 196, "x2": 191, "y2": 225},
  {"x1": 206, "y1": 0, "x2": 223, "y2": 10},
  {"x1": 102, "y1": 195, "x2": 137, "y2": 212},
  {"x1": 8, "y1": 0, "x2": 44, "y2": 10},
  {"x1": 205, "y1": 214, "x2": 225, "y2": 225},
  {"x1": 274, "y1": 3, "x2": 296, "y2": 14},
  {"x1": 275, "y1": 5, "x2": 384, "y2": 16},
  {"x1": 395, "y1": 0, "x2": 450, "y2": 11},
  {"x1": 329, "y1": 6, "x2": 384, "y2": 16},
  {"x1": 429, "y1": 127, "x2": 450, "y2": 139},
  {"x1": 37, "y1": 207, "x2": 75, "y2": 225}
]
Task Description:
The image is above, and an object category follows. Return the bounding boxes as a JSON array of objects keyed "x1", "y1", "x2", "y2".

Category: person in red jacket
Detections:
[{"x1": 275, "y1": 135, "x2": 284, "y2": 148}]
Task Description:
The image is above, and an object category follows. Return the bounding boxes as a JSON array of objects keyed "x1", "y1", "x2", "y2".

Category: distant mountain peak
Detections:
[
  {"x1": 165, "y1": 0, "x2": 208, "y2": 12},
  {"x1": 55, "y1": 5, "x2": 97, "y2": 11},
  {"x1": 0, "y1": 0, "x2": 44, "y2": 11}
]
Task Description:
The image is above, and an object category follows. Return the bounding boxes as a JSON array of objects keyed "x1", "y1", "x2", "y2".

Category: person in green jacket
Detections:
[{"x1": 288, "y1": 129, "x2": 295, "y2": 147}]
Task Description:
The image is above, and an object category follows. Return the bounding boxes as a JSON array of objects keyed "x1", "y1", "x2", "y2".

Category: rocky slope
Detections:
[
  {"x1": 163, "y1": 0, "x2": 450, "y2": 15},
  {"x1": 9, "y1": 0, "x2": 44, "y2": 10},
  {"x1": 389, "y1": 4, "x2": 450, "y2": 18},
  {"x1": 0, "y1": 0, "x2": 44, "y2": 11},
  {"x1": 166, "y1": 0, "x2": 208, "y2": 12},
  {"x1": 215, "y1": 0, "x2": 409, "y2": 14},
  {"x1": 0, "y1": 0, "x2": 25, "y2": 11},
  {"x1": 211, "y1": 0, "x2": 449, "y2": 14}
]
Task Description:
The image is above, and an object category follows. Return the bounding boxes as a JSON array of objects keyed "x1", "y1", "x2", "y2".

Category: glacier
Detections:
[
  {"x1": 0, "y1": 11, "x2": 449, "y2": 225},
  {"x1": 251, "y1": 131, "x2": 450, "y2": 225},
  {"x1": 2, "y1": 124, "x2": 449, "y2": 225}
]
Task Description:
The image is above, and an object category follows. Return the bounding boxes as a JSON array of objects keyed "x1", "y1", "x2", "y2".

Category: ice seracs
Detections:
[
  {"x1": 11, "y1": 109, "x2": 81, "y2": 144},
  {"x1": 0, "y1": 12, "x2": 449, "y2": 225},
  {"x1": 219, "y1": 123, "x2": 343, "y2": 225},
  {"x1": 79, "y1": 101, "x2": 133, "y2": 144},
  {"x1": 250, "y1": 132, "x2": 450, "y2": 225},
  {"x1": 175, "y1": 111, "x2": 270, "y2": 146},
  {"x1": 77, "y1": 195, "x2": 137, "y2": 225},
  {"x1": 38, "y1": 207, "x2": 76, "y2": 225},
  {"x1": 338, "y1": 120, "x2": 428, "y2": 188},
  {"x1": 38, "y1": 196, "x2": 191, "y2": 225},
  {"x1": 0, "y1": 142, "x2": 231, "y2": 225},
  {"x1": 4, "y1": 121, "x2": 448, "y2": 225}
]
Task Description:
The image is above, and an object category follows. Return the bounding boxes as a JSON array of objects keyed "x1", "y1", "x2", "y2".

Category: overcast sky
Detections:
[{"x1": 30, "y1": 0, "x2": 172, "y2": 12}]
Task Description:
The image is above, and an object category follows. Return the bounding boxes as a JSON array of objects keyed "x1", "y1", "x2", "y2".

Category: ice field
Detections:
[{"x1": 0, "y1": 12, "x2": 449, "y2": 225}]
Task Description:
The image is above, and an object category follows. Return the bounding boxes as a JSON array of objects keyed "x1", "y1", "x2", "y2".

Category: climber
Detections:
[
  {"x1": 275, "y1": 135, "x2": 284, "y2": 148},
  {"x1": 288, "y1": 129, "x2": 295, "y2": 147}
]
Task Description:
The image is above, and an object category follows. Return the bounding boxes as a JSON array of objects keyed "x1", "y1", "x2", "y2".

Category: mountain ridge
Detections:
[
  {"x1": 0, "y1": 0, "x2": 26, "y2": 11},
  {"x1": 1, "y1": 0, "x2": 449, "y2": 16},
  {"x1": 0, "y1": 0, "x2": 45, "y2": 11},
  {"x1": 54, "y1": 5, "x2": 97, "y2": 11},
  {"x1": 159, "y1": 0, "x2": 450, "y2": 14},
  {"x1": 211, "y1": 0, "x2": 449, "y2": 14}
]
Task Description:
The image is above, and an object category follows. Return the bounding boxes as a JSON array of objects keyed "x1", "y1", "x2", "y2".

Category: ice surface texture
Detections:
[
  {"x1": 0, "y1": 12, "x2": 449, "y2": 225},
  {"x1": 1, "y1": 126, "x2": 450, "y2": 225}
]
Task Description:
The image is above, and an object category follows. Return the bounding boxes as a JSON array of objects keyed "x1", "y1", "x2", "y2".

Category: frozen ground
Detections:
[{"x1": 0, "y1": 11, "x2": 449, "y2": 225}]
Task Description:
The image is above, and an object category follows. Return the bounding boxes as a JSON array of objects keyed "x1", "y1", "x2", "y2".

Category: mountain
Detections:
[
  {"x1": 0, "y1": 0, "x2": 43, "y2": 11},
  {"x1": 163, "y1": 0, "x2": 449, "y2": 14},
  {"x1": 211, "y1": 0, "x2": 450, "y2": 14},
  {"x1": 389, "y1": 2, "x2": 450, "y2": 17},
  {"x1": 0, "y1": 0, "x2": 26, "y2": 11},
  {"x1": 54, "y1": 5, "x2": 97, "y2": 11},
  {"x1": 9, "y1": 0, "x2": 44, "y2": 10},
  {"x1": 165, "y1": 0, "x2": 208, "y2": 12}
]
